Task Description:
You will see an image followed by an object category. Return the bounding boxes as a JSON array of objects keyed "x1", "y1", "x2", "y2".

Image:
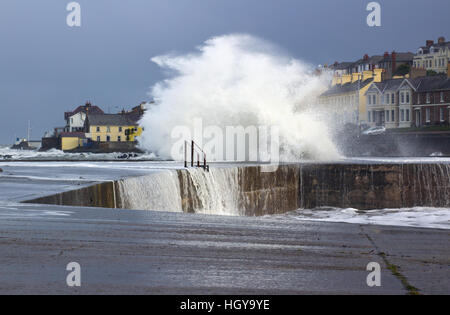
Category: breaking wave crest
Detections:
[{"x1": 139, "y1": 34, "x2": 340, "y2": 162}]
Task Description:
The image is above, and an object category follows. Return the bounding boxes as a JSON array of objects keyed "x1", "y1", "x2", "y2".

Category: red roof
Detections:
[{"x1": 64, "y1": 102, "x2": 104, "y2": 120}]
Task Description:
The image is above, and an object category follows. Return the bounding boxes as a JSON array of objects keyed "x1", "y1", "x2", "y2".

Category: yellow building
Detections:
[
  {"x1": 86, "y1": 114, "x2": 141, "y2": 143},
  {"x1": 60, "y1": 132, "x2": 86, "y2": 151},
  {"x1": 319, "y1": 69, "x2": 384, "y2": 125}
]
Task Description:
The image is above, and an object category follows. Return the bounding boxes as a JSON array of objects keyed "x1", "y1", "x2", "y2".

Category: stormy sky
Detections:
[{"x1": 0, "y1": 0, "x2": 449, "y2": 144}]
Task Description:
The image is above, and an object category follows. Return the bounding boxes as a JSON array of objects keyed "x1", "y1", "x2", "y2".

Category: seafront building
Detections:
[
  {"x1": 318, "y1": 69, "x2": 384, "y2": 126},
  {"x1": 413, "y1": 37, "x2": 450, "y2": 74},
  {"x1": 321, "y1": 36, "x2": 450, "y2": 130},
  {"x1": 43, "y1": 102, "x2": 146, "y2": 152},
  {"x1": 64, "y1": 101, "x2": 104, "y2": 132},
  {"x1": 365, "y1": 70, "x2": 450, "y2": 129},
  {"x1": 85, "y1": 114, "x2": 142, "y2": 143}
]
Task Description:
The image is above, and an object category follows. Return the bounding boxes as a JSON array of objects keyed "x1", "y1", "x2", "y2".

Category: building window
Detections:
[
  {"x1": 406, "y1": 109, "x2": 410, "y2": 121},
  {"x1": 368, "y1": 111, "x2": 371, "y2": 122},
  {"x1": 417, "y1": 94, "x2": 421, "y2": 104},
  {"x1": 391, "y1": 94, "x2": 395, "y2": 104},
  {"x1": 426, "y1": 93, "x2": 431, "y2": 104},
  {"x1": 367, "y1": 96, "x2": 371, "y2": 105},
  {"x1": 107, "y1": 126, "x2": 111, "y2": 133},
  {"x1": 441, "y1": 92, "x2": 444, "y2": 103},
  {"x1": 373, "y1": 95, "x2": 376, "y2": 105},
  {"x1": 440, "y1": 108, "x2": 444, "y2": 121},
  {"x1": 386, "y1": 111, "x2": 390, "y2": 122},
  {"x1": 401, "y1": 92, "x2": 405, "y2": 104},
  {"x1": 119, "y1": 127, "x2": 123, "y2": 132},
  {"x1": 401, "y1": 110, "x2": 405, "y2": 122},
  {"x1": 118, "y1": 136, "x2": 121, "y2": 142},
  {"x1": 426, "y1": 108, "x2": 431, "y2": 122},
  {"x1": 392, "y1": 110, "x2": 395, "y2": 122},
  {"x1": 107, "y1": 136, "x2": 111, "y2": 142},
  {"x1": 406, "y1": 93, "x2": 410, "y2": 103},
  {"x1": 97, "y1": 136, "x2": 100, "y2": 142},
  {"x1": 96, "y1": 127, "x2": 100, "y2": 132}
]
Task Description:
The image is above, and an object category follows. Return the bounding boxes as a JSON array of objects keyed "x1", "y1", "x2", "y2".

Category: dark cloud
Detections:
[{"x1": 0, "y1": 0, "x2": 449, "y2": 144}]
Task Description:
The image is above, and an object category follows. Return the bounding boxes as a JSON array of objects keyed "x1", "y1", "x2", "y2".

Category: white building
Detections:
[
  {"x1": 67, "y1": 111, "x2": 87, "y2": 132},
  {"x1": 413, "y1": 37, "x2": 450, "y2": 74},
  {"x1": 365, "y1": 79, "x2": 405, "y2": 129}
]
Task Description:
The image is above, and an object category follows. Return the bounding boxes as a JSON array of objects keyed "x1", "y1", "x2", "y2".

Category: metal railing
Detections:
[{"x1": 184, "y1": 140, "x2": 209, "y2": 171}]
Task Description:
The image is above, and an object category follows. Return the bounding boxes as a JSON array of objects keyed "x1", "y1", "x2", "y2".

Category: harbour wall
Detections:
[{"x1": 24, "y1": 163, "x2": 450, "y2": 216}]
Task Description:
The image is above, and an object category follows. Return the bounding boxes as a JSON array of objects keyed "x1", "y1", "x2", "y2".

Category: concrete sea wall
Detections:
[
  {"x1": 24, "y1": 181, "x2": 117, "y2": 209},
  {"x1": 24, "y1": 163, "x2": 450, "y2": 216}
]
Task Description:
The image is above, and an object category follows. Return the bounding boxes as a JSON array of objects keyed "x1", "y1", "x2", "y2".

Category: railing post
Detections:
[
  {"x1": 184, "y1": 141, "x2": 187, "y2": 168},
  {"x1": 191, "y1": 140, "x2": 194, "y2": 167}
]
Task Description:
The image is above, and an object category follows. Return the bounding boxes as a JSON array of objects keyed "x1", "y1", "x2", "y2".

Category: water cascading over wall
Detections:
[
  {"x1": 25, "y1": 163, "x2": 450, "y2": 216},
  {"x1": 116, "y1": 165, "x2": 300, "y2": 216}
]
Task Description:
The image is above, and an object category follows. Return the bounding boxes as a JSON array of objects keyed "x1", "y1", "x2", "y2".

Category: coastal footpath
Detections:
[
  {"x1": 0, "y1": 161, "x2": 448, "y2": 294},
  {"x1": 0, "y1": 204, "x2": 448, "y2": 294}
]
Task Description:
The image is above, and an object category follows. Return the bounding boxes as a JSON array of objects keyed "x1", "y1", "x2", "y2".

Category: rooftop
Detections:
[
  {"x1": 86, "y1": 114, "x2": 137, "y2": 126},
  {"x1": 320, "y1": 78, "x2": 373, "y2": 97}
]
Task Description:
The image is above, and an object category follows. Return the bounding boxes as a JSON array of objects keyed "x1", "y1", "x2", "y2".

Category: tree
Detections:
[{"x1": 395, "y1": 64, "x2": 410, "y2": 76}]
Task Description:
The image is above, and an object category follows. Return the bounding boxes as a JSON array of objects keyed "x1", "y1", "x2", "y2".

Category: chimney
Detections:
[
  {"x1": 363, "y1": 54, "x2": 369, "y2": 61},
  {"x1": 383, "y1": 51, "x2": 389, "y2": 58},
  {"x1": 391, "y1": 51, "x2": 397, "y2": 75},
  {"x1": 438, "y1": 36, "x2": 446, "y2": 44},
  {"x1": 426, "y1": 40, "x2": 434, "y2": 47}
]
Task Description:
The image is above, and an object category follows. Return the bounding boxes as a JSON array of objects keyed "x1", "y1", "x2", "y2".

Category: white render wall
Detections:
[{"x1": 68, "y1": 112, "x2": 86, "y2": 132}]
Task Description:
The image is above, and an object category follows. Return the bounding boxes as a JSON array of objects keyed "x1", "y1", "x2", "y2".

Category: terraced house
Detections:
[
  {"x1": 365, "y1": 70, "x2": 450, "y2": 129},
  {"x1": 319, "y1": 69, "x2": 384, "y2": 126},
  {"x1": 413, "y1": 37, "x2": 450, "y2": 74},
  {"x1": 365, "y1": 78, "x2": 405, "y2": 128},
  {"x1": 412, "y1": 74, "x2": 450, "y2": 127}
]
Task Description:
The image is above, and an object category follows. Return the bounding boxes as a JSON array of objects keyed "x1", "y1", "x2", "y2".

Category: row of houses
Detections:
[
  {"x1": 319, "y1": 36, "x2": 450, "y2": 130},
  {"x1": 366, "y1": 74, "x2": 450, "y2": 129},
  {"x1": 43, "y1": 102, "x2": 147, "y2": 152},
  {"x1": 329, "y1": 37, "x2": 450, "y2": 78}
]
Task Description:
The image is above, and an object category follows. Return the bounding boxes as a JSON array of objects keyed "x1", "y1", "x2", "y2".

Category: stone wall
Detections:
[{"x1": 24, "y1": 163, "x2": 450, "y2": 215}]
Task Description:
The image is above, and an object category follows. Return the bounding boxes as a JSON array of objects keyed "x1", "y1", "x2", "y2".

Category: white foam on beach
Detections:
[
  {"x1": 270, "y1": 207, "x2": 450, "y2": 230},
  {"x1": 0, "y1": 146, "x2": 158, "y2": 161}
]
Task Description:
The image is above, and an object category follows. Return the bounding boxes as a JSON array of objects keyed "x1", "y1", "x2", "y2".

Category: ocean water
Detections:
[
  {"x1": 1, "y1": 157, "x2": 449, "y2": 230},
  {"x1": 0, "y1": 146, "x2": 158, "y2": 161}
]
